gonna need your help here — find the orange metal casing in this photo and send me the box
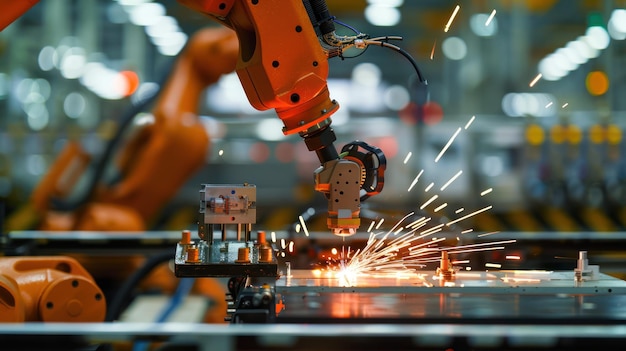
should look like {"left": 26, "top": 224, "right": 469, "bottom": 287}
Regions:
{"left": 0, "top": 256, "right": 106, "bottom": 322}
{"left": 179, "top": 0, "right": 339, "bottom": 135}
{"left": 0, "top": 0, "right": 39, "bottom": 31}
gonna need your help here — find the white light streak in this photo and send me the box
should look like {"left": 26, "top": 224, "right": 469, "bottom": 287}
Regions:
{"left": 506, "top": 255, "right": 521, "bottom": 260}
{"left": 288, "top": 241, "right": 295, "bottom": 253}
{"left": 445, "top": 5, "right": 460, "bottom": 33}
{"left": 407, "top": 169, "right": 424, "bottom": 192}
{"left": 430, "top": 40, "right": 436, "bottom": 60}
{"left": 375, "top": 218, "right": 385, "bottom": 230}
{"left": 461, "top": 229, "right": 473, "bottom": 234}
{"left": 367, "top": 220, "right": 376, "bottom": 233}
{"left": 280, "top": 238, "right": 287, "bottom": 250}
{"left": 440, "top": 170, "right": 463, "bottom": 191}
{"left": 424, "top": 182, "right": 434, "bottom": 192}
{"left": 420, "top": 195, "right": 439, "bottom": 210}
{"left": 485, "top": 263, "right": 502, "bottom": 269}
{"left": 477, "top": 231, "right": 500, "bottom": 237}
{"left": 480, "top": 188, "right": 493, "bottom": 196}
{"left": 446, "top": 205, "right": 493, "bottom": 226}
{"left": 529, "top": 73, "right": 542, "bottom": 87}
{"left": 403, "top": 152, "right": 412, "bottom": 164}
{"left": 455, "top": 208, "right": 464, "bottom": 214}
{"left": 452, "top": 260, "right": 470, "bottom": 264}
{"left": 485, "top": 9, "right": 496, "bottom": 26}
{"left": 562, "top": 103, "right": 569, "bottom": 108}
{"left": 464, "top": 115, "right": 475, "bottom": 130}
{"left": 545, "top": 101, "right": 553, "bottom": 108}
{"left": 271, "top": 231, "right": 277, "bottom": 243}
{"left": 434, "top": 203, "right": 448, "bottom": 212}
{"left": 298, "top": 215, "right": 310, "bottom": 236}
{"left": 435, "top": 127, "right": 461, "bottom": 162}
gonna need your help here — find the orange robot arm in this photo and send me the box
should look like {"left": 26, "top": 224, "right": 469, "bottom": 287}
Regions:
{"left": 0, "top": 0, "right": 39, "bottom": 31}
{"left": 179, "top": 0, "right": 388, "bottom": 235}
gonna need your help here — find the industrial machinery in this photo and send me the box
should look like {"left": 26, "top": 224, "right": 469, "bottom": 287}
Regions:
{"left": 0, "top": 256, "right": 106, "bottom": 323}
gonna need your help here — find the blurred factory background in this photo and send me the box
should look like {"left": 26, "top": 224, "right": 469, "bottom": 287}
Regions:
{"left": 1, "top": 0, "right": 625, "bottom": 239}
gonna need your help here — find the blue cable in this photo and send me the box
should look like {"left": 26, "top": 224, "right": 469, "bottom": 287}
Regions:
{"left": 133, "top": 278, "right": 196, "bottom": 351}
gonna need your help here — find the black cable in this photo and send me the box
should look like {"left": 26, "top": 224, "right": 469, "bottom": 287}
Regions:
{"left": 105, "top": 249, "right": 175, "bottom": 322}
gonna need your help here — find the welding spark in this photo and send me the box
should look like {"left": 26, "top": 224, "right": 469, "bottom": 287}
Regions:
{"left": 446, "top": 205, "right": 493, "bottom": 226}
{"left": 485, "top": 263, "right": 502, "bottom": 268}
{"left": 480, "top": 188, "right": 493, "bottom": 196}
{"left": 529, "top": 73, "right": 542, "bottom": 87}
{"left": 424, "top": 182, "right": 434, "bottom": 192}
{"left": 444, "top": 5, "right": 460, "bottom": 32}
{"left": 434, "top": 203, "right": 448, "bottom": 212}
{"left": 461, "top": 229, "right": 473, "bottom": 234}
{"left": 485, "top": 9, "right": 496, "bottom": 26}
{"left": 452, "top": 260, "right": 470, "bottom": 264}
{"left": 545, "top": 101, "right": 553, "bottom": 108}
{"left": 430, "top": 40, "right": 436, "bottom": 60}
{"left": 506, "top": 255, "right": 521, "bottom": 260}
{"left": 367, "top": 220, "right": 376, "bottom": 233}
{"left": 562, "top": 103, "right": 569, "bottom": 108}
{"left": 455, "top": 207, "right": 464, "bottom": 214}
{"left": 407, "top": 169, "right": 424, "bottom": 192}
{"left": 435, "top": 127, "right": 461, "bottom": 162}
{"left": 271, "top": 231, "right": 277, "bottom": 243}
{"left": 218, "top": 149, "right": 224, "bottom": 156}
{"left": 288, "top": 241, "right": 295, "bottom": 253}
{"left": 440, "top": 170, "right": 463, "bottom": 191}
{"left": 280, "top": 238, "right": 286, "bottom": 250}
{"left": 477, "top": 231, "right": 500, "bottom": 237}
{"left": 464, "top": 115, "right": 475, "bottom": 130}
{"left": 375, "top": 218, "right": 385, "bottom": 230}
{"left": 298, "top": 215, "right": 310, "bottom": 236}
{"left": 331, "top": 248, "right": 338, "bottom": 255}
{"left": 420, "top": 195, "right": 439, "bottom": 210}
{"left": 403, "top": 152, "right": 412, "bottom": 164}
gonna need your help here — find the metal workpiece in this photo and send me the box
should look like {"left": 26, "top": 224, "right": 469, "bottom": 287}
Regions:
{"left": 175, "top": 184, "right": 278, "bottom": 279}
{"left": 575, "top": 250, "right": 599, "bottom": 282}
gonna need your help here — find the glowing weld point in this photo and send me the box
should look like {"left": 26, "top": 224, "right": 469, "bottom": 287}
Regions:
{"left": 408, "top": 169, "right": 424, "bottom": 192}
{"left": 562, "top": 103, "right": 569, "bottom": 108}
{"left": 485, "top": 9, "right": 496, "bottom": 26}
{"left": 485, "top": 263, "right": 501, "bottom": 268}
{"left": 425, "top": 182, "right": 434, "bottom": 192}
{"left": 331, "top": 248, "right": 338, "bottom": 255}
{"left": 445, "top": 5, "right": 460, "bottom": 32}
{"left": 375, "top": 218, "right": 385, "bottom": 230}
{"left": 455, "top": 208, "right": 464, "bottom": 214}
{"left": 367, "top": 220, "right": 376, "bottom": 233}
{"left": 545, "top": 101, "right": 553, "bottom": 108}
{"left": 461, "top": 229, "right": 473, "bottom": 234}
{"left": 480, "top": 188, "right": 493, "bottom": 196}
{"left": 403, "top": 152, "right": 412, "bottom": 164}
{"left": 441, "top": 170, "right": 463, "bottom": 191}
{"left": 435, "top": 127, "right": 461, "bottom": 163}
{"left": 271, "top": 231, "right": 276, "bottom": 243}
{"left": 298, "top": 215, "right": 310, "bottom": 236}
{"left": 434, "top": 203, "right": 448, "bottom": 212}
{"left": 506, "top": 255, "right": 521, "bottom": 260}
{"left": 430, "top": 40, "right": 436, "bottom": 60}
{"left": 420, "top": 195, "right": 439, "bottom": 210}
{"left": 218, "top": 149, "right": 224, "bottom": 156}
{"left": 464, "top": 115, "right": 475, "bottom": 130}
{"left": 529, "top": 73, "right": 542, "bottom": 87}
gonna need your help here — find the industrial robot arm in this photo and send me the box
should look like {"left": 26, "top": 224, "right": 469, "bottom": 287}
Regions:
{"left": 178, "top": 0, "right": 392, "bottom": 236}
